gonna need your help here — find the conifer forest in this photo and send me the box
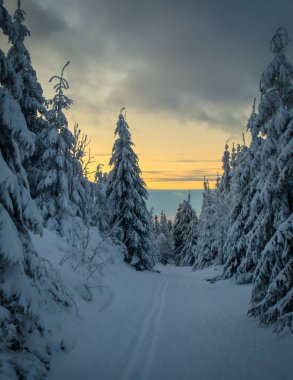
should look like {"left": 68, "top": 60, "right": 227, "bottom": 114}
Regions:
{"left": 0, "top": 1, "right": 292, "bottom": 379}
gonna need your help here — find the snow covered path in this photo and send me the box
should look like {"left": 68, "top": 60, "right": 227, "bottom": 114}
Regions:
{"left": 48, "top": 265, "right": 293, "bottom": 380}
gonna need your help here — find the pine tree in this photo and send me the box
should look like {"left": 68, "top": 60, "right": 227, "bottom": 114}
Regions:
{"left": 236, "top": 28, "right": 293, "bottom": 284}
{"left": 69, "top": 123, "right": 93, "bottom": 225}
{"left": 0, "top": 1, "right": 23, "bottom": 101}
{"left": 0, "top": 4, "right": 72, "bottom": 376}
{"left": 193, "top": 178, "right": 219, "bottom": 269}
{"left": 219, "top": 141, "right": 231, "bottom": 194}
{"left": 107, "top": 109, "right": 154, "bottom": 270}
{"left": 156, "top": 210, "right": 173, "bottom": 264}
{"left": 8, "top": 0, "right": 47, "bottom": 134}
{"left": 92, "top": 164, "right": 109, "bottom": 232}
{"left": 6, "top": 1, "right": 49, "bottom": 199}
{"left": 179, "top": 211, "right": 198, "bottom": 266}
{"left": 35, "top": 62, "right": 75, "bottom": 235}
{"left": 0, "top": 87, "right": 71, "bottom": 380}
{"left": 154, "top": 214, "right": 160, "bottom": 237}
{"left": 173, "top": 193, "right": 195, "bottom": 265}
{"left": 222, "top": 117, "right": 255, "bottom": 279}
{"left": 247, "top": 28, "right": 293, "bottom": 332}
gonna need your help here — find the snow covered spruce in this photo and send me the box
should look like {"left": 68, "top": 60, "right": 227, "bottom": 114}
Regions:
{"left": 0, "top": 2, "right": 136, "bottom": 378}
{"left": 193, "top": 28, "right": 293, "bottom": 334}
{"left": 106, "top": 109, "right": 155, "bottom": 271}
{"left": 0, "top": 4, "right": 74, "bottom": 379}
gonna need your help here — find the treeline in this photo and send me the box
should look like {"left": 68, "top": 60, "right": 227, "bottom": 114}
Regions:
{"left": 152, "top": 196, "right": 199, "bottom": 266}
{"left": 175, "top": 28, "right": 292, "bottom": 334}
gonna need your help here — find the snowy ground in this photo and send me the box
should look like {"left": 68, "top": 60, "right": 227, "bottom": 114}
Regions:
{"left": 35, "top": 231, "right": 293, "bottom": 380}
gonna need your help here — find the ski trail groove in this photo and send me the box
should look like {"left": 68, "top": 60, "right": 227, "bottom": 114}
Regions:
{"left": 140, "top": 273, "right": 170, "bottom": 380}
{"left": 121, "top": 273, "right": 170, "bottom": 380}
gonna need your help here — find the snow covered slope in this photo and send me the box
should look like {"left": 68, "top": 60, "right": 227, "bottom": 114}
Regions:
{"left": 32, "top": 231, "right": 293, "bottom": 380}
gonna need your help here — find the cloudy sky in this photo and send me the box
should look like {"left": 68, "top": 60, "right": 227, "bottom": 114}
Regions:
{"left": 4, "top": 0, "right": 293, "bottom": 188}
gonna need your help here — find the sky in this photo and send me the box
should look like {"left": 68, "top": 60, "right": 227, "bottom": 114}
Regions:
{"left": 3, "top": 0, "right": 293, "bottom": 189}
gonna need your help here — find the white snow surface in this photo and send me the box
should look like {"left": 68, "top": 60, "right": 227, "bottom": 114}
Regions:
{"left": 33, "top": 230, "right": 293, "bottom": 380}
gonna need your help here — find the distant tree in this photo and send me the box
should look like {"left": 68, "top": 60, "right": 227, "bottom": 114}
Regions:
{"left": 154, "top": 214, "right": 160, "bottom": 237}
{"left": 167, "top": 219, "right": 173, "bottom": 234}
{"left": 179, "top": 211, "right": 198, "bottom": 266}
{"left": 219, "top": 141, "right": 231, "bottom": 194}
{"left": 173, "top": 193, "right": 195, "bottom": 265}
{"left": 107, "top": 109, "right": 154, "bottom": 270}
{"left": 193, "top": 178, "right": 218, "bottom": 269}
{"left": 156, "top": 210, "right": 173, "bottom": 264}
{"left": 92, "top": 163, "right": 109, "bottom": 232}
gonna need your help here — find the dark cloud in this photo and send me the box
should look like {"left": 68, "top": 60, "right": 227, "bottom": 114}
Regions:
{"left": 4, "top": 0, "right": 293, "bottom": 131}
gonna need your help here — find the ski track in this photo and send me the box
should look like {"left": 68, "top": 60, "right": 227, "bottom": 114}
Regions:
{"left": 122, "top": 273, "right": 170, "bottom": 380}
{"left": 49, "top": 265, "right": 293, "bottom": 380}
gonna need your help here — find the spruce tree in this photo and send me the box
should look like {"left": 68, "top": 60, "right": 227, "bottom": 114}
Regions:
{"left": 6, "top": 1, "right": 49, "bottom": 199}
{"left": 35, "top": 62, "right": 75, "bottom": 235}
{"left": 173, "top": 193, "right": 195, "bottom": 265}
{"left": 0, "top": 84, "right": 70, "bottom": 380}
{"left": 222, "top": 123, "right": 254, "bottom": 279}
{"left": 0, "top": 4, "right": 72, "bottom": 376}
{"left": 7, "top": 0, "right": 47, "bottom": 134}
{"left": 92, "top": 164, "right": 109, "bottom": 232}
{"left": 247, "top": 28, "right": 293, "bottom": 332}
{"left": 193, "top": 178, "right": 218, "bottom": 269}
{"left": 154, "top": 214, "right": 160, "bottom": 237}
{"left": 107, "top": 109, "right": 154, "bottom": 270}
{"left": 156, "top": 210, "right": 173, "bottom": 264}
{"left": 179, "top": 211, "right": 198, "bottom": 266}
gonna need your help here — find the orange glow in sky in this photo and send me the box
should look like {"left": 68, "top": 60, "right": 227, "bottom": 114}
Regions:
{"left": 67, "top": 111, "right": 245, "bottom": 190}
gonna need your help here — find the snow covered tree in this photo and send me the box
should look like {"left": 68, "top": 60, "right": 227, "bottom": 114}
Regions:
{"left": 160, "top": 210, "right": 169, "bottom": 236}
{"left": 0, "top": 85, "right": 71, "bottom": 378}
{"left": 7, "top": 0, "right": 47, "bottom": 134}
{"left": 34, "top": 62, "right": 75, "bottom": 235}
{"left": 173, "top": 193, "right": 196, "bottom": 265}
{"left": 179, "top": 211, "right": 198, "bottom": 266}
{"left": 154, "top": 214, "right": 160, "bottom": 237}
{"left": 156, "top": 211, "right": 173, "bottom": 264}
{"left": 193, "top": 178, "right": 219, "bottom": 269}
{"left": 68, "top": 122, "right": 93, "bottom": 225}
{"left": 167, "top": 219, "right": 173, "bottom": 234}
{"left": 106, "top": 109, "right": 154, "bottom": 270}
{"left": 231, "top": 142, "right": 237, "bottom": 170}
{"left": 219, "top": 141, "right": 231, "bottom": 194}
{"left": 0, "top": 5, "right": 73, "bottom": 376}
{"left": 91, "top": 164, "right": 109, "bottom": 232}
{"left": 235, "top": 28, "right": 293, "bottom": 284}
{"left": 6, "top": 1, "right": 49, "bottom": 199}
{"left": 246, "top": 28, "right": 293, "bottom": 331}
{"left": 221, "top": 111, "right": 256, "bottom": 278}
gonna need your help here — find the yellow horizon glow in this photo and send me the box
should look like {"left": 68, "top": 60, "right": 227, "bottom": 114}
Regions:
{"left": 67, "top": 112, "right": 239, "bottom": 190}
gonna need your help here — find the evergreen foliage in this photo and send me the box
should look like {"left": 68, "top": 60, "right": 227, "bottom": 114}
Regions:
{"left": 107, "top": 110, "right": 154, "bottom": 270}
{"left": 193, "top": 178, "right": 218, "bottom": 269}
{"left": 173, "top": 193, "right": 197, "bottom": 265}
{"left": 156, "top": 211, "right": 174, "bottom": 264}
{"left": 194, "top": 28, "right": 293, "bottom": 333}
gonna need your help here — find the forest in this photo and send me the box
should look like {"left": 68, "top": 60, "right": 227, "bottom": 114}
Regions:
{"left": 0, "top": 1, "right": 292, "bottom": 379}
